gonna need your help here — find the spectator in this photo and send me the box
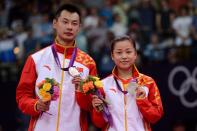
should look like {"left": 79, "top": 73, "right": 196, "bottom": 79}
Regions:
{"left": 0, "top": 1, "right": 8, "bottom": 27}
{"left": 143, "top": 33, "right": 165, "bottom": 64}
{"left": 83, "top": 7, "right": 99, "bottom": 30}
{"left": 97, "top": 31, "right": 115, "bottom": 78}
{"left": 0, "top": 28, "right": 16, "bottom": 63}
{"left": 138, "top": 0, "right": 156, "bottom": 45}
{"left": 172, "top": 6, "right": 192, "bottom": 47}
{"left": 27, "top": 4, "right": 43, "bottom": 39}
{"left": 14, "top": 21, "right": 28, "bottom": 65}
{"left": 39, "top": 12, "right": 54, "bottom": 48}
{"left": 99, "top": 0, "right": 114, "bottom": 27}
{"left": 113, "top": 0, "right": 131, "bottom": 26}
{"left": 110, "top": 13, "right": 127, "bottom": 37}
{"left": 23, "top": 27, "right": 39, "bottom": 63}
{"left": 85, "top": 16, "right": 108, "bottom": 63}
{"left": 168, "top": 0, "right": 189, "bottom": 14}
{"left": 156, "top": 0, "right": 175, "bottom": 39}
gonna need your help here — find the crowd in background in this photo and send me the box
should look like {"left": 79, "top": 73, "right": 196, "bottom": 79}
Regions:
{"left": 0, "top": 0, "right": 197, "bottom": 130}
{"left": 1, "top": 0, "right": 197, "bottom": 81}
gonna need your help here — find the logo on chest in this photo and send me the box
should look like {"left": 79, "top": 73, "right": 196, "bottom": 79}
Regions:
{"left": 109, "top": 88, "right": 117, "bottom": 93}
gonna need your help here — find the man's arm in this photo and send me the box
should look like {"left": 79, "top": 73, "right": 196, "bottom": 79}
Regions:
{"left": 16, "top": 56, "right": 40, "bottom": 116}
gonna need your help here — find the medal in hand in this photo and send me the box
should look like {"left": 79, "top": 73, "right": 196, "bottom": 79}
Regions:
{"left": 127, "top": 81, "right": 138, "bottom": 95}
{"left": 68, "top": 67, "right": 80, "bottom": 77}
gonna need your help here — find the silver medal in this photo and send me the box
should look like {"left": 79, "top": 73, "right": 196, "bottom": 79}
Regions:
{"left": 127, "top": 81, "right": 138, "bottom": 95}
{"left": 68, "top": 67, "right": 80, "bottom": 77}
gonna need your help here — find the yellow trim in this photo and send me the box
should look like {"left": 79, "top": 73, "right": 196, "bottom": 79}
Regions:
{"left": 144, "top": 121, "right": 148, "bottom": 131}
{"left": 55, "top": 39, "right": 76, "bottom": 48}
{"left": 34, "top": 100, "right": 39, "bottom": 112}
{"left": 56, "top": 51, "right": 66, "bottom": 131}
{"left": 32, "top": 119, "right": 38, "bottom": 131}
{"left": 133, "top": 64, "right": 140, "bottom": 75}
{"left": 136, "top": 97, "right": 146, "bottom": 100}
{"left": 105, "top": 123, "right": 110, "bottom": 131}
{"left": 154, "top": 84, "right": 160, "bottom": 110}
{"left": 75, "top": 89, "right": 81, "bottom": 92}
{"left": 112, "top": 65, "right": 116, "bottom": 74}
{"left": 123, "top": 84, "right": 127, "bottom": 131}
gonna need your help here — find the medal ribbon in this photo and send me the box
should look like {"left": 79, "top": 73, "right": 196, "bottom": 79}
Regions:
{"left": 51, "top": 42, "right": 77, "bottom": 71}
{"left": 113, "top": 76, "right": 137, "bottom": 95}
{"left": 93, "top": 91, "right": 113, "bottom": 126}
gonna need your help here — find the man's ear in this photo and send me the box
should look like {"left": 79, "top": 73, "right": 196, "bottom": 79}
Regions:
{"left": 111, "top": 52, "right": 114, "bottom": 61}
{"left": 53, "top": 19, "right": 57, "bottom": 29}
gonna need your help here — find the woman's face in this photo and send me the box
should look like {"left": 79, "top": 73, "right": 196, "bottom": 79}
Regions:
{"left": 111, "top": 40, "right": 137, "bottom": 71}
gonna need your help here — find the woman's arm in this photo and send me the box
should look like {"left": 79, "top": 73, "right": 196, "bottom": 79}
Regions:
{"left": 136, "top": 79, "right": 164, "bottom": 124}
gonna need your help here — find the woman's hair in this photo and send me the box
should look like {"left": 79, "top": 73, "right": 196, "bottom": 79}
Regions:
{"left": 110, "top": 35, "right": 136, "bottom": 53}
{"left": 55, "top": 4, "right": 81, "bottom": 22}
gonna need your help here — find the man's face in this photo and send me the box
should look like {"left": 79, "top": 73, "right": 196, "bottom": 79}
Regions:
{"left": 53, "top": 10, "right": 80, "bottom": 44}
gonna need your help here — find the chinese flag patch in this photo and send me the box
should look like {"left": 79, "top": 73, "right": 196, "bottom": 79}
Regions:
{"left": 77, "top": 67, "right": 83, "bottom": 72}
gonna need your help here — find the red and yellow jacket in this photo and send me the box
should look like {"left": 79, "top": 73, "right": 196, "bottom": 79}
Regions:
{"left": 16, "top": 40, "right": 97, "bottom": 131}
{"left": 91, "top": 66, "right": 163, "bottom": 131}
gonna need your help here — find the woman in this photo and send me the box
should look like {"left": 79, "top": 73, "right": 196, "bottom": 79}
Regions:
{"left": 91, "top": 35, "right": 163, "bottom": 131}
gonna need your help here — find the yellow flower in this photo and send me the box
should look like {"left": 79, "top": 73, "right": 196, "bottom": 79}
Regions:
{"left": 42, "top": 92, "right": 51, "bottom": 101}
{"left": 39, "top": 89, "right": 46, "bottom": 97}
{"left": 43, "top": 83, "right": 52, "bottom": 91}
{"left": 94, "top": 81, "right": 103, "bottom": 88}
{"left": 92, "top": 76, "right": 100, "bottom": 81}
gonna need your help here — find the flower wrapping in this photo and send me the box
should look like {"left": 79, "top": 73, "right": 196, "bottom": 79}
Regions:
{"left": 36, "top": 78, "right": 60, "bottom": 102}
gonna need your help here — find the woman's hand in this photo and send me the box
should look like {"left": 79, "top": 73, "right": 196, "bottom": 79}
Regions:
{"left": 136, "top": 86, "right": 146, "bottom": 98}
{"left": 92, "top": 95, "right": 103, "bottom": 108}
{"left": 36, "top": 99, "right": 50, "bottom": 112}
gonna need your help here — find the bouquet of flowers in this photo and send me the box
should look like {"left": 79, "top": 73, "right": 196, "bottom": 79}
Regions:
{"left": 36, "top": 78, "right": 60, "bottom": 102}
{"left": 80, "top": 76, "right": 109, "bottom": 111}
{"left": 80, "top": 76, "right": 113, "bottom": 125}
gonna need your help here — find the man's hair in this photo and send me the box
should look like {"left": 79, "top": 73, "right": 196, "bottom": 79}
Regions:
{"left": 55, "top": 3, "right": 81, "bottom": 22}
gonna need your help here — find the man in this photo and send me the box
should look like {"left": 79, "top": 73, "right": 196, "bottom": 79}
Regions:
{"left": 16, "top": 4, "right": 97, "bottom": 131}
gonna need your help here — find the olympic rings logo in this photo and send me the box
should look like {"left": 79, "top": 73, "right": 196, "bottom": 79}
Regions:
{"left": 168, "top": 66, "right": 197, "bottom": 108}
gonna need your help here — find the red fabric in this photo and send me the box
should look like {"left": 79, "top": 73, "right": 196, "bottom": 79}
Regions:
{"left": 80, "top": 109, "right": 88, "bottom": 131}
{"left": 168, "top": 0, "right": 189, "bottom": 12}
{"left": 136, "top": 80, "right": 164, "bottom": 124}
{"left": 75, "top": 91, "right": 93, "bottom": 111}
{"left": 91, "top": 108, "right": 107, "bottom": 128}
{"left": 16, "top": 56, "right": 40, "bottom": 131}
{"left": 16, "top": 56, "right": 39, "bottom": 116}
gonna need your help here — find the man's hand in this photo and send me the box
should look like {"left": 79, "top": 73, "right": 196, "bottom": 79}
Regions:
{"left": 72, "top": 75, "right": 82, "bottom": 89}
{"left": 36, "top": 99, "right": 50, "bottom": 112}
{"left": 92, "top": 95, "right": 103, "bottom": 108}
{"left": 136, "top": 86, "right": 146, "bottom": 98}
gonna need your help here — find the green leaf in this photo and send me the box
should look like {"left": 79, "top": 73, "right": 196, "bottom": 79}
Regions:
{"left": 97, "top": 105, "right": 103, "bottom": 111}
{"left": 45, "top": 78, "right": 52, "bottom": 83}
{"left": 101, "top": 97, "right": 110, "bottom": 105}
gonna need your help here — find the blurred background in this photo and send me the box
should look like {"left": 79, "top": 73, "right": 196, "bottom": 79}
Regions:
{"left": 0, "top": 0, "right": 197, "bottom": 131}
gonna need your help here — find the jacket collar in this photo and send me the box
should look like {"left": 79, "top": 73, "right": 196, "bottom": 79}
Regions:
{"left": 54, "top": 39, "right": 76, "bottom": 55}
{"left": 112, "top": 65, "right": 140, "bottom": 84}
